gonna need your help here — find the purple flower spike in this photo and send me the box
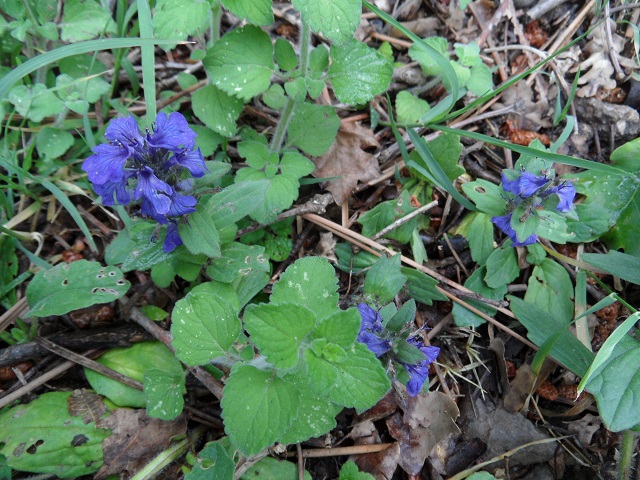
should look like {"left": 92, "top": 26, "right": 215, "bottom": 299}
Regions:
{"left": 359, "top": 331, "right": 392, "bottom": 357}
{"left": 514, "top": 172, "right": 550, "bottom": 197}
{"left": 82, "top": 143, "right": 130, "bottom": 185}
{"left": 357, "top": 303, "right": 391, "bottom": 357}
{"left": 403, "top": 337, "right": 440, "bottom": 397}
{"left": 357, "top": 303, "right": 383, "bottom": 332}
{"left": 491, "top": 213, "right": 538, "bottom": 247}
{"left": 543, "top": 182, "right": 576, "bottom": 212}
{"left": 168, "top": 147, "right": 207, "bottom": 177}
{"left": 163, "top": 222, "right": 183, "bottom": 253}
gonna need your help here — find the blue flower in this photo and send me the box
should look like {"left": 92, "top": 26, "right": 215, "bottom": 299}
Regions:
{"left": 491, "top": 213, "right": 538, "bottom": 247}
{"left": 82, "top": 112, "right": 207, "bottom": 252}
{"left": 403, "top": 336, "right": 439, "bottom": 396}
{"left": 357, "top": 304, "right": 391, "bottom": 357}
{"left": 541, "top": 181, "right": 576, "bottom": 212}
{"left": 503, "top": 171, "right": 550, "bottom": 198}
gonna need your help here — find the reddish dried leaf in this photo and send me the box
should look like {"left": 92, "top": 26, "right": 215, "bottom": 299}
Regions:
{"left": 524, "top": 20, "right": 549, "bottom": 48}
{"left": 596, "top": 87, "right": 626, "bottom": 103}
{"left": 312, "top": 122, "right": 381, "bottom": 205}
{"left": 0, "top": 361, "right": 32, "bottom": 382}
{"left": 536, "top": 380, "right": 559, "bottom": 401}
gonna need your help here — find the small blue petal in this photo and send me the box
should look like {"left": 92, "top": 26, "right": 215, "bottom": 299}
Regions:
{"left": 163, "top": 222, "right": 183, "bottom": 253}
{"left": 491, "top": 213, "right": 537, "bottom": 247}
{"left": 516, "top": 172, "right": 549, "bottom": 197}
{"left": 167, "top": 193, "right": 197, "bottom": 217}
{"left": 104, "top": 116, "right": 144, "bottom": 147}
{"left": 501, "top": 172, "right": 519, "bottom": 195}
{"left": 93, "top": 178, "right": 131, "bottom": 206}
{"left": 405, "top": 363, "right": 430, "bottom": 397}
{"left": 135, "top": 167, "right": 173, "bottom": 215}
{"left": 545, "top": 182, "right": 576, "bottom": 212}
{"left": 140, "top": 197, "right": 169, "bottom": 223}
{"left": 148, "top": 112, "right": 197, "bottom": 150}
{"left": 358, "top": 331, "right": 392, "bottom": 357}
{"left": 357, "top": 303, "right": 383, "bottom": 332}
{"left": 169, "top": 148, "right": 207, "bottom": 177}
{"left": 82, "top": 143, "right": 129, "bottom": 185}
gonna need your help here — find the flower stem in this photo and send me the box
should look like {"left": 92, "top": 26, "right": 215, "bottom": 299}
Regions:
{"left": 618, "top": 429, "right": 637, "bottom": 480}
{"left": 269, "top": 96, "right": 296, "bottom": 154}
{"left": 299, "top": 20, "right": 312, "bottom": 78}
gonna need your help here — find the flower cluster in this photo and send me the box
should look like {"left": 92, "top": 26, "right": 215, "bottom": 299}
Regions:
{"left": 357, "top": 303, "right": 440, "bottom": 397}
{"left": 82, "top": 112, "right": 206, "bottom": 252}
{"left": 491, "top": 169, "right": 576, "bottom": 247}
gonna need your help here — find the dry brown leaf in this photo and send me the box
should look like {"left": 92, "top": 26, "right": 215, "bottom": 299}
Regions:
{"left": 95, "top": 409, "right": 187, "bottom": 479}
{"left": 68, "top": 390, "right": 108, "bottom": 425}
{"left": 353, "top": 442, "right": 400, "bottom": 480}
{"left": 312, "top": 122, "right": 381, "bottom": 205}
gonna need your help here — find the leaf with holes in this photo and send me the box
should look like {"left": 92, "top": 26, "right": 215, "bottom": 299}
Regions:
{"left": 26, "top": 260, "right": 130, "bottom": 317}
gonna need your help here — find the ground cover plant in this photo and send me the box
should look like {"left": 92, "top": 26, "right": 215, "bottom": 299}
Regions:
{"left": 1, "top": 0, "right": 640, "bottom": 478}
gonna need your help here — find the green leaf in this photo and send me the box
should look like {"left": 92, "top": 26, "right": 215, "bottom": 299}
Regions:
{"left": 466, "top": 63, "right": 493, "bottom": 96}
{"left": 187, "top": 440, "right": 235, "bottom": 480}
{"left": 509, "top": 296, "right": 594, "bottom": 377}
{"left": 153, "top": 0, "right": 210, "bottom": 48}
{"left": 583, "top": 332, "right": 640, "bottom": 431}
{"left": 204, "top": 25, "right": 275, "bottom": 101}
{"left": 309, "top": 44, "right": 330, "bottom": 74}
{"left": 280, "top": 150, "right": 315, "bottom": 178}
{"left": 402, "top": 268, "right": 447, "bottom": 305}
{"left": 85, "top": 341, "right": 182, "bottom": 408}
{"left": 8, "top": 84, "right": 64, "bottom": 122}
{"left": 221, "top": 365, "right": 300, "bottom": 455}
{"left": 610, "top": 137, "right": 640, "bottom": 172}
{"left": 235, "top": 170, "right": 300, "bottom": 223}
{"left": 461, "top": 179, "right": 506, "bottom": 217}
{"left": 452, "top": 266, "right": 505, "bottom": 327}
{"left": 454, "top": 42, "right": 481, "bottom": 67}
{"left": 60, "top": 0, "right": 117, "bottom": 41}
{"left": 0, "top": 391, "right": 109, "bottom": 478}
{"left": 120, "top": 223, "right": 175, "bottom": 272}
{"left": 192, "top": 84, "right": 243, "bottom": 137}
{"left": 358, "top": 190, "right": 417, "bottom": 243}
{"left": 417, "top": 132, "right": 464, "bottom": 181}
{"left": 603, "top": 194, "right": 640, "bottom": 258}
{"left": 339, "top": 460, "right": 376, "bottom": 480}
{"left": 395, "top": 90, "right": 430, "bottom": 124}
{"left": 536, "top": 210, "right": 575, "bottom": 244}
{"left": 205, "top": 180, "right": 268, "bottom": 227}
{"left": 178, "top": 201, "right": 221, "bottom": 258}
{"left": 26, "top": 260, "right": 130, "bottom": 317}
{"left": 171, "top": 283, "right": 241, "bottom": 365}
{"left": 271, "top": 256, "right": 340, "bottom": 320}
{"left": 144, "top": 368, "right": 185, "bottom": 420}
{"left": 325, "top": 342, "right": 391, "bottom": 409}
{"left": 275, "top": 38, "right": 298, "bottom": 71}
{"left": 328, "top": 40, "right": 393, "bottom": 104}
{"left": 207, "top": 242, "right": 269, "bottom": 283}
{"left": 408, "top": 36, "right": 449, "bottom": 76}
{"left": 484, "top": 242, "right": 519, "bottom": 288}
{"left": 581, "top": 250, "right": 640, "bottom": 285}
{"left": 221, "top": 0, "right": 274, "bottom": 25}
{"left": 241, "top": 456, "right": 311, "bottom": 480}
{"left": 314, "top": 308, "right": 361, "bottom": 347}
{"left": 463, "top": 213, "right": 494, "bottom": 265}
{"left": 292, "top": 0, "right": 362, "bottom": 46}
{"left": 385, "top": 299, "right": 416, "bottom": 332}
{"left": 364, "top": 254, "right": 407, "bottom": 303}
{"left": 244, "top": 303, "right": 316, "bottom": 369}
{"left": 286, "top": 102, "right": 340, "bottom": 156}
{"left": 524, "top": 259, "right": 574, "bottom": 321}
{"left": 263, "top": 84, "right": 287, "bottom": 110}
{"left": 35, "top": 127, "right": 74, "bottom": 160}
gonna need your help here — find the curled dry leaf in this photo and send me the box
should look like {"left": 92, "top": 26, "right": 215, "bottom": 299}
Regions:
{"left": 312, "top": 122, "right": 381, "bottom": 205}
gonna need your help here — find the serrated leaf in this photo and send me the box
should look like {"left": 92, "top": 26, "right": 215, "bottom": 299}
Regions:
{"left": 461, "top": 179, "right": 507, "bottom": 217}
{"left": 292, "top": 0, "right": 361, "bottom": 46}
{"left": 60, "top": 0, "right": 117, "bottom": 41}
{"left": 328, "top": 40, "right": 392, "bottom": 104}
{"left": 524, "top": 259, "right": 573, "bottom": 321}
{"left": 364, "top": 254, "right": 407, "bottom": 303}
{"left": 192, "top": 84, "right": 243, "bottom": 137}
{"left": 153, "top": 0, "right": 210, "bottom": 48}
{"left": 208, "top": 179, "right": 270, "bottom": 225}
{"left": 244, "top": 303, "right": 316, "bottom": 369}
{"left": 207, "top": 243, "right": 269, "bottom": 283}
{"left": 263, "top": 84, "right": 287, "bottom": 110}
{"left": 120, "top": 224, "right": 176, "bottom": 272}
{"left": 395, "top": 91, "right": 430, "bottom": 124}
{"left": 144, "top": 368, "right": 185, "bottom": 420}
{"left": 326, "top": 342, "right": 391, "bottom": 409}
{"left": 484, "top": 242, "right": 519, "bottom": 288}
{"left": 286, "top": 102, "right": 340, "bottom": 156}
{"left": 36, "top": 127, "right": 74, "bottom": 160}
{"left": 26, "top": 260, "right": 130, "bottom": 317}
{"left": 187, "top": 441, "right": 235, "bottom": 480}
{"left": 280, "top": 150, "right": 315, "bottom": 178}
{"left": 8, "top": 84, "right": 64, "bottom": 122}
{"left": 314, "top": 308, "right": 361, "bottom": 347}
{"left": 221, "top": 0, "right": 274, "bottom": 25}
{"left": 271, "top": 256, "right": 340, "bottom": 320}
{"left": 358, "top": 190, "right": 417, "bottom": 243}
{"left": 241, "top": 456, "right": 312, "bottom": 480}
{"left": 304, "top": 348, "right": 339, "bottom": 392}
{"left": 171, "top": 284, "right": 241, "bottom": 365}
{"left": 0, "top": 392, "right": 109, "bottom": 478}
{"left": 454, "top": 42, "right": 481, "bottom": 67}
{"left": 235, "top": 170, "right": 300, "bottom": 223}
{"left": 178, "top": 201, "right": 221, "bottom": 258}
{"left": 204, "top": 25, "right": 275, "bottom": 101}
{"left": 221, "top": 365, "right": 300, "bottom": 455}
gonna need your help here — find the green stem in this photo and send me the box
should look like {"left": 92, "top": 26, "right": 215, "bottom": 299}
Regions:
{"left": 618, "top": 429, "right": 636, "bottom": 480}
{"left": 210, "top": 2, "right": 223, "bottom": 47}
{"left": 298, "top": 20, "right": 312, "bottom": 77}
{"left": 130, "top": 437, "right": 189, "bottom": 480}
{"left": 269, "top": 97, "right": 296, "bottom": 154}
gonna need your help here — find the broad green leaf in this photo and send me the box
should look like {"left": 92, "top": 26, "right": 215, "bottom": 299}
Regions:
{"left": 408, "top": 36, "right": 449, "bottom": 76}
{"left": 244, "top": 303, "right": 316, "bottom": 369}
{"left": 385, "top": 299, "right": 416, "bottom": 332}
{"left": 179, "top": 200, "right": 221, "bottom": 258}
{"left": 536, "top": 210, "right": 575, "bottom": 244}
{"left": 8, "top": 84, "right": 64, "bottom": 122}
{"left": 187, "top": 440, "right": 235, "bottom": 480}
{"left": 461, "top": 179, "right": 506, "bottom": 217}
{"left": 221, "top": 365, "right": 300, "bottom": 455}
{"left": 325, "top": 342, "right": 391, "bottom": 409}
{"left": 462, "top": 212, "right": 493, "bottom": 265}
{"left": 402, "top": 268, "right": 447, "bottom": 305}
{"left": 339, "top": 460, "right": 376, "bottom": 480}
{"left": 0, "top": 391, "right": 109, "bottom": 478}
{"left": 292, "top": 0, "right": 361, "bottom": 46}
{"left": 221, "top": 0, "right": 274, "bottom": 25}
{"left": 204, "top": 25, "right": 275, "bottom": 101}
{"left": 509, "top": 296, "right": 594, "bottom": 377}
{"left": 192, "top": 84, "right": 243, "bottom": 137}
{"left": 241, "top": 456, "right": 311, "bottom": 480}
{"left": 466, "top": 63, "right": 493, "bottom": 96}
{"left": 280, "top": 150, "right": 315, "bottom": 178}
{"left": 207, "top": 243, "right": 269, "bottom": 283}
{"left": 153, "top": 0, "right": 210, "bottom": 48}
{"left": 454, "top": 42, "right": 481, "bottom": 67}
{"left": 524, "top": 259, "right": 573, "bottom": 321}
{"left": 581, "top": 250, "right": 640, "bottom": 284}
{"left": 275, "top": 38, "right": 298, "bottom": 71}
{"left": 171, "top": 284, "right": 241, "bottom": 365}
{"left": 309, "top": 44, "right": 330, "bottom": 74}
{"left": 610, "top": 136, "right": 640, "bottom": 172}
{"left": 35, "top": 127, "right": 74, "bottom": 160}
{"left": 60, "top": 0, "right": 117, "bottom": 41}
{"left": 120, "top": 223, "right": 175, "bottom": 272}
{"left": 364, "top": 254, "right": 407, "bottom": 303}
{"left": 314, "top": 308, "right": 361, "bottom": 347}
{"left": 55, "top": 74, "right": 109, "bottom": 114}
{"left": 85, "top": 341, "right": 182, "bottom": 408}
{"left": 304, "top": 348, "right": 339, "bottom": 393}
{"left": 26, "top": 260, "right": 130, "bottom": 317}
{"left": 237, "top": 130, "right": 270, "bottom": 169}
{"left": 271, "top": 256, "right": 340, "bottom": 320}
{"left": 263, "top": 84, "right": 287, "bottom": 110}
{"left": 395, "top": 90, "right": 430, "bottom": 124}
{"left": 603, "top": 194, "right": 640, "bottom": 258}
{"left": 328, "top": 40, "right": 393, "bottom": 104}
{"left": 510, "top": 205, "right": 539, "bottom": 243}
{"left": 286, "top": 102, "right": 340, "bottom": 156}
{"left": 452, "top": 266, "right": 505, "bottom": 327}
{"left": 484, "top": 242, "right": 519, "bottom": 288}
{"left": 358, "top": 190, "right": 417, "bottom": 243}
{"left": 208, "top": 179, "right": 270, "bottom": 225}
{"left": 235, "top": 170, "right": 300, "bottom": 223}
{"left": 416, "top": 133, "right": 464, "bottom": 181}
{"left": 144, "top": 368, "right": 186, "bottom": 420}
{"left": 583, "top": 334, "right": 640, "bottom": 431}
